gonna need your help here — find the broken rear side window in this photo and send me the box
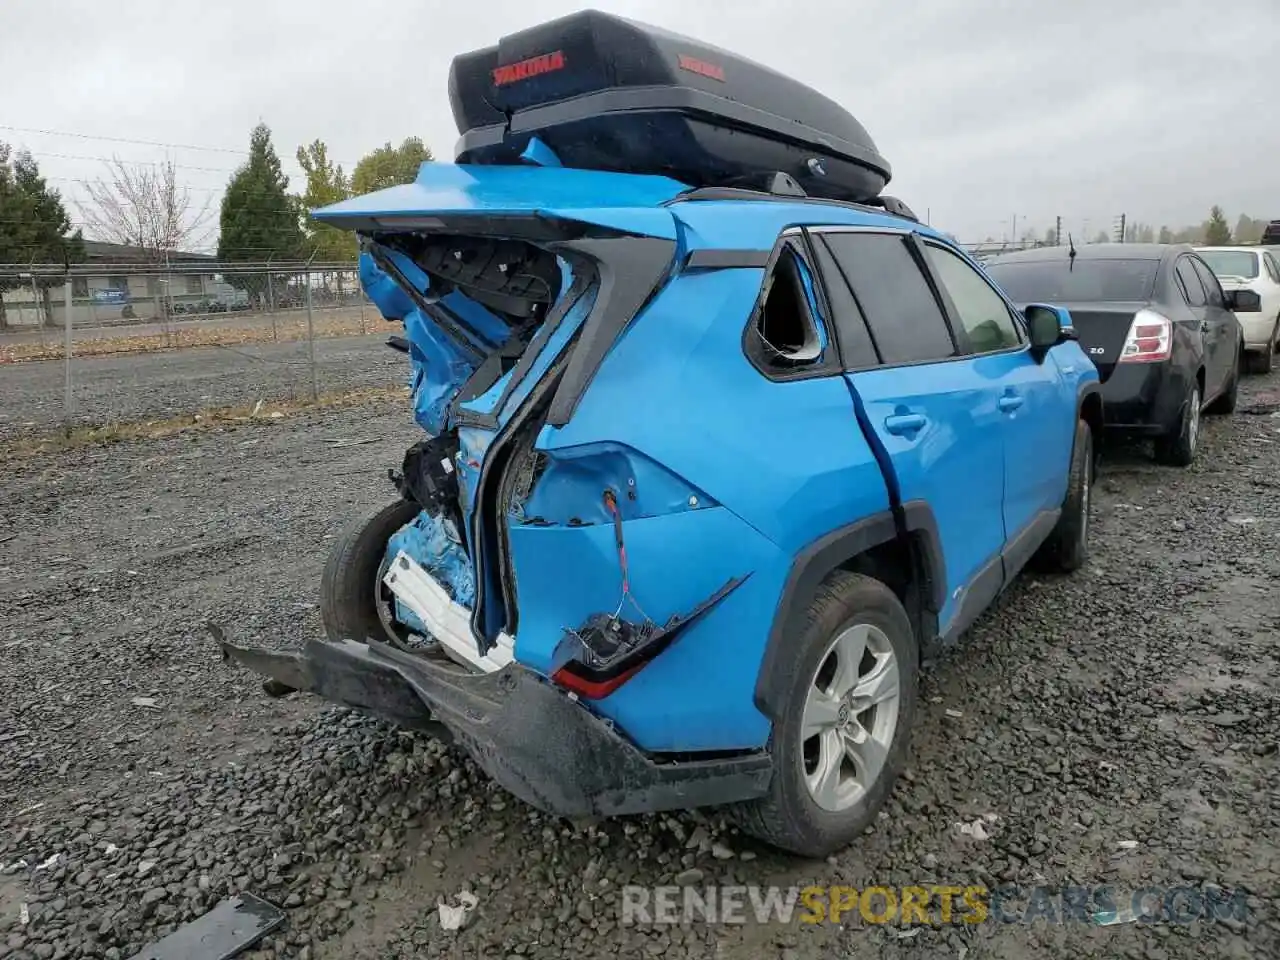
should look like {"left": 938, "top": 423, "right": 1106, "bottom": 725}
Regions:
{"left": 749, "top": 243, "right": 828, "bottom": 372}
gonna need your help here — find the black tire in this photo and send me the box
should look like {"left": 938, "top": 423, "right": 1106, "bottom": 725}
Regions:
{"left": 1153, "top": 381, "right": 1200, "bottom": 467}
{"left": 1034, "top": 419, "right": 1092, "bottom": 573}
{"left": 1257, "top": 323, "right": 1276, "bottom": 374}
{"left": 730, "top": 571, "right": 918, "bottom": 858}
{"left": 320, "top": 498, "right": 420, "bottom": 644}
{"left": 1206, "top": 346, "right": 1240, "bottom": 414}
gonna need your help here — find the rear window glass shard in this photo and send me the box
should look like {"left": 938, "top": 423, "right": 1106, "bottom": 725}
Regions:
{"left": 752, "top": 242, "right": 827, "bottom": 368}
{"left": 819, "top": 232, "right": 956, "bottom": 365}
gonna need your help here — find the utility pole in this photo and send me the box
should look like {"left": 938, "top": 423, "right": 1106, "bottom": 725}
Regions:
{"left": 1055, "top": 216, "right": 1062, "bottom": 247}
{"left": 63, "top": 264, "right": 74, "bottom": 429}
{"left": 1115, "top": 213, "right": 1127, "bottom": 243}
{"left": 304, "top": 250, "right": 318, "bottom": 402}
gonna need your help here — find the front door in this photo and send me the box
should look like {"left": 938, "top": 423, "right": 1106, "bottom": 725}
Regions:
{"left": 812, "top": 228, "right": 1008, "bottom": 637}
{"left": 915, "top": 239, "right": 1073, "bottom": 573}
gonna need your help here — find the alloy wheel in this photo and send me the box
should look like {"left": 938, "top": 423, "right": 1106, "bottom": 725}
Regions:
{"left": 800, "top": 623, "right": 901, "bottom": 812}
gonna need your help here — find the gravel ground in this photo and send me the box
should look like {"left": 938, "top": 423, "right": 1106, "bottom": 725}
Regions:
{"left": 0, "top": 334, "right": 404, "bottom": 442}
{"left": 1, "top": 373, "right": 1278, "bottom": 960}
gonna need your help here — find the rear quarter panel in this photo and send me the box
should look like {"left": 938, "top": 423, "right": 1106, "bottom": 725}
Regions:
{"left": 513, "top": 265, "right": 891, "bottom": 752}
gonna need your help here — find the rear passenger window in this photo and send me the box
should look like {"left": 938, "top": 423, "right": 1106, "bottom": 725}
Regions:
{"left": 1192, "top": 259, "right": 1226, "bottom": 308}
{"left": 809, "top": 235, "right": 878, "bottom": 368}
{"left": 820, "top": 232, "right": 956, "bottom": 365}
{"left": 747, "top": 242, "right": 829, "bottom": 374}
{"left": 922, "top": 242, "right": 1023, "bottom": 353}
{"left": 1175, "top": 259, "right": 1206, "bottom": 307}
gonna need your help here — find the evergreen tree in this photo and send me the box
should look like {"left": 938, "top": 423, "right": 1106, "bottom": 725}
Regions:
{"left": 0, "top": 145, "right": 84, "bottom": 327}
{"left": 1204, "top": 206, "right": 1232, "bottom": 245}
{"left": 218, "top": 124, "right": 304, "bottom": 269}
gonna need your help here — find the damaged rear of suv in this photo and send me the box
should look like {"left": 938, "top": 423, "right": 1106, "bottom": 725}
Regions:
{"left": 219, "top": 10, "right": 1100, "bottom": 857}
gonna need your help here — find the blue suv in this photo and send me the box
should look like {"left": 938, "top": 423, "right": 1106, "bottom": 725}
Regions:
{"left": 219, "top": 11, "right": 1101, "bottom": 857}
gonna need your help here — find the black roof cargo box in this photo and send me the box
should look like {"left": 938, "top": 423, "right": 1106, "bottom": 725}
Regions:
{"left": 448, "top": 10, "right": 892, "bottom": 204}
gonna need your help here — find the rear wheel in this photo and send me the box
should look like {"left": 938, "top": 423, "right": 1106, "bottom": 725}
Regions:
{"left": 320, "top": 498, "right": 420, "bottom": 644}
{"left": 1245, "top": 322, "right": 1277, "bottom": 374}
{"left": 731, "top": 571, "right": 917, "bottom": 858}
{"left": 1153, "top": 382, "right": 1200, "bottom": 467}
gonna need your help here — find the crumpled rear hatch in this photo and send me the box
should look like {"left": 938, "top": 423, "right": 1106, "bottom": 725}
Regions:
{"left": 313, "top": 162, "right": 688, "bottom": 654}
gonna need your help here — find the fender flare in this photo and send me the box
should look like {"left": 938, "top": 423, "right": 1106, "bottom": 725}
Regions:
{"left": 753, "top": 501, "right": 945, "bottom": 721}
{"left": 1076, "top": 380, "right": 1102, "bottom": 419}
{"left": 1076, "top": 381, "right": 1103, "bottom": 442}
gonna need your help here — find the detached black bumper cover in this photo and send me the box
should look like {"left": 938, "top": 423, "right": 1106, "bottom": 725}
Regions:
{"left": 215, "top": 629, "right": 772, "bottom": 817}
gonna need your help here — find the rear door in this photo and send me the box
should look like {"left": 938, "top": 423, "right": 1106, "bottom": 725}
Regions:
{"left": 1173, "top": 256, "right": 1215, "bottom": 391}
{"left": 813, "top": 227, "right": 1007, "bottom": 637}
{"left": 1190, "top": 255, "right": 1238, "bottom": 392}
{"left": 917, "top": 239, "right": 1073, "bottom": 566}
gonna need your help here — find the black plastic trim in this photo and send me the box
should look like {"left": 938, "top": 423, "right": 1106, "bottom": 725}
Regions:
{"left": 219, "top": 632, "right": 772, "bottom": 817}
{"left": 1002, "top": 509, "right": 1060, "bottom": 586}
{"left": 740, "top": 234, "right": 844, "bottom": 383}
{"left": 545, "top": 236, "right": 678, "bottom": 427}
{"left": 675, "top": 187, "right": 918, "bottom": 225}
{"left": 753, "top": 502, "right": 944, "bottom": 720}
{"left": 451, "top": 262, "right": 592, "bottom": 420}
{"left": 1076, "top": 380, "right": 1103, "bottom": 420}
{"left": 558, "top": 576, "right": 746, "bottom": 683}
{"left": 904, "top": 232, "right": 966, "bottom": 355}
{"left": 938, "top": 553, "right": 1003, "bottom": 648}
{"left": 899, "top": 501, "right": 946, "bottom": 612}
{"left": 684, "top": 248, "right": 772, "bottom": 270}
{"left": 489, "top": 263, "right": 592, "bottom": 415}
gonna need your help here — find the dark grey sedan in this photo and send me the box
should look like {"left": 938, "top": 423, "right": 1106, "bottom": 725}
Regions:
{"left": 985, "top": 244, "right": 1258, "bottom": 466}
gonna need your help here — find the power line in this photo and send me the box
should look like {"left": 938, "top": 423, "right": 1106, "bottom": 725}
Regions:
{"left": 0, "top": 124, "right": 249, "bottom": 156}
{"left": 1, "top": 125, "right": 361, "bottom": 169}
{"left": 31, "top": 151, "right": 241, "bottom": 174}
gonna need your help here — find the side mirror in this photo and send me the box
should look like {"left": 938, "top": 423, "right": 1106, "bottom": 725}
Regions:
{"left": 1024, "top": 303, "right": 1074, "bottom": 360}
{"left": 1225, "top": 288, "right": 1261, "bottom": 312}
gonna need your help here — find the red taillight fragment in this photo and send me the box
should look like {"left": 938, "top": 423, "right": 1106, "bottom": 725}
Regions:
{"left": 552, "top": 662, "right": 643, "bottom": 699}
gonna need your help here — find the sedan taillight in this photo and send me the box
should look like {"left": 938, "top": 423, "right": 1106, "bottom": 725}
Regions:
{"left": 1118, "top": 309, "right": 1172, "bottom": 363}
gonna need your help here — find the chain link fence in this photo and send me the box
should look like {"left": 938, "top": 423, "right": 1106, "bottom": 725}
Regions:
{"left": 0, "top": 260, "right": 408, "bottom": 443}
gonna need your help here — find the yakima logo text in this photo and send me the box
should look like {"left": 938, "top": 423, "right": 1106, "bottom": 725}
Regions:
{"left": 492, "top": 51, "right": 566, "bottom": 86}
{"left": 678, "top": 54, "right": 726, "bottom": 82}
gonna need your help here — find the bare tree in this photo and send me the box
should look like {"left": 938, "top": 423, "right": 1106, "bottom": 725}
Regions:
{"left": 78, "top": 157, "right": 212, "bottom": 260}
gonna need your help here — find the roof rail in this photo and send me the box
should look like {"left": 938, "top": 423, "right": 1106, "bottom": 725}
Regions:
{"left": 673, "top": 177, "right": 920, "bottom": 224}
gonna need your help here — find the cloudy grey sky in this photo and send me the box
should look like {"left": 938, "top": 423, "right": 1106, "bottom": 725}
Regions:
{"left": 2, "top": 0, "right": 1277, "bottom": 246}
